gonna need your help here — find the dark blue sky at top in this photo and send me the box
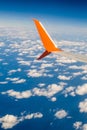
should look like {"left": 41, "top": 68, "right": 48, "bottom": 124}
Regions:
{"left": 0, "top": 0, "right": 87, "bottom": 27}
{"left": 0, "top": 0, "right": 87, "bottom": 20}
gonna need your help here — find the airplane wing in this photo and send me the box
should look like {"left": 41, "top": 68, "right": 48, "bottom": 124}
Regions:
{"left": 58, "top": 51, "right": 87, "bottom": 63}
{"left": 33, "top": 19, "right": 87, "bottom": 63}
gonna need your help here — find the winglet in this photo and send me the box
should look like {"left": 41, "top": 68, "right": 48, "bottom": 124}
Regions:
{"left": 33, "top": 19, "right": 62, "bottom": 60}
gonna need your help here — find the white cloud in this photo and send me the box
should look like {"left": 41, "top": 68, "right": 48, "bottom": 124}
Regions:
{"left": 12, "top": 79, "right": 26, "bottom": 84}
{"left": 63, "top": 86, "right": 75, "bottom": 97}
{"left": 62, "top": 84, "right": 87, "bottom": 97}
{"left": 6, "top": 78, "right": 19, "bottom": 81}
{"left": 73, "top": 122, "right": 87, "bottom": 130}
{"left": 27, "top": 68, "right": 53, "bottom": 78}
{"left": 33, "top": 84, "right": 63, "bottom": 98}
{"left": 69, "top": 65, "right": 81, "bottom": 70}
{"left": 73, "top": 121, "right": 82, "bottom": 130}
{"left": 69, "top": 65, "right": 87, "bottom": 71}
{"left": 40, "top": 63, "right": 53, "bottom": 69}
{"left": 58, "top": 75, "right": 72, "bottom": 80}
{"left": 70, "top": 91, "right": 76, "bottom": 97}
{"left": 28, "top": 69, "right": 43, "bottom": 77}
{"left": 73, "top": 72, "right": 82, "bottom": 76}
{"left": 25, "top": 112, "right": 43, "bottom": 119}
{"left": 27, "top": 68, "right": 49, "bottom": 78}
{"left": 0, "top": 59, "right": 3, "bottom": 62}
{"left": 38, "top": 83, "right": 45, "bottom": 87}
{"left": 16, "top": 57, "right": 24, "bottom": 61}
{"left": 0, "top": 112, "right": 43, "bottom": 129}
{"left": 79, "top": 99, "right": 87, "bottom": 113}
{"left": 6, "top": 77, "right": 26, "bottom": 84}
{"left": 0, "top": 42, "right": 5, "bottom": 47}
{"left": 50, "top": 97, "right": 57, "bottom": 102}
{"left": 0, "top": 115, "right": 19, "bottom": 129}
{"left": 55, "top": 109, "right": 68, "bottom": 119}
{"left": 33, "top": 112, "right": 43, "bottom": 118}
{"left": 1, "top": 84, "right": 64, "bottom": 100}
{"left": 59, "top": 82, "right": 67, "bottom": 87}
{"left": 76, "top": 84, "right": 87, "bottom": 95}
{"left": 0, "top": 81, "right": 8, "bottom": 84}
{"left": 8, "top": 68, "right": 21, "bottom": 75}
{"left": 2, "top": 62, "right": 8, "bottom": 65}
{"left": 2, "top": 89, "right": 32, "bottom": 99}
{"left": 82, "top": 124, "right": 87, "bottom": 130}
{"left": 81, "top": 76, "right": 87, "bottom": 80}
{"left": 18, "top": 60, "right": 30, "bottom": 66}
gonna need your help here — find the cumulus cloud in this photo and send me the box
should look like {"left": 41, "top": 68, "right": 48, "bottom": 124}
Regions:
{"left": 79, "top": 99, "right": 87, "bottom": 113}
{"left": 27, "top": 69, "right": 43, "bottom": 77}
{"left": 0, "top": 115, "right": 19, "bottom": 129}
{"left": 18, "top": 60, "right": 30, "bottom": 66}
{"left": 6, "top": 78, "right": 19, "bottom": 81}
{"left": 1, "top": 30, "right": 87, "bottom": 130}
{"left": 8, "top": 68, "right": 21, "bottom": 75}
{"left": 62, "top": 84, "right": 87, "bottom": 97}
{"left": 27, "top": 68, "right": 51, "bottom": 78}
{"left": 0, "top": 81, "right": 8, "bottom": 84}
{"left": 69, "top": 65, "right": 81, "bottom": 70}
{"left": 6, "top": 77, "right": 26, "bottom": 84}
{"left": 40, "top": 63, "right": 53, "bottom": 69}
{"left": 73, "top": 121, "right": 82, "bottom": 130}
{"left": 50, "top": 97, "right": 57, "bottom": 102}
{"left": 73, "top": 72, "right": 82, "bottom": 76}
{"left": 73, "top": 122, "right": 87, "bottom": 130}
{"left": 25, "top": 112, "right": 43, "bottom": 119}
{"left": 2, "top": 89, "right": 32, "bottom": 99}
{"left": 38, "top": 83, "right": 45, "bottom": 87}
{"left": 81, "top": 76, "right": 87, "bottom": 80}
{"left": 33, "top": 84, "right": 63, "bottom": 98}
{"left": 76, "top": 84, "right": 87, "bottom": 95}
{"left": 0, "top": 59, "right": 3, "bottom": 62}
{"left": 63, "top": 86, "right": 75, "bottom": 97}
{"left": 1, "top": 84, "right": 64, "bottom": 100}
{"left": 12, "top": 79, "right": 26, "bottom": 84}
{"left": 27, "top": 68, "right": 53, "bottom": 78}
{"left": 0, "top": 42, "right": 5, "bottom": 47}
{"left": 69, "top": 65, "right": 87, "bottom": 71}
{"left": 58, "top": 75, "right": 72, "bottom": 80}
{"left": 55, "top": 109, "right": 68, "bottom": 119}
{"left": 0, "top": 112, "right": 43, "bottom": 129}
{"left": 81, "top": 124, "right": 87, "bottom": 130}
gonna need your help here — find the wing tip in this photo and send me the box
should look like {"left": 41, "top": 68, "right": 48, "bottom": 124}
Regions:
{"left": 33, "top": 18, "right": 39, "bottom": 23}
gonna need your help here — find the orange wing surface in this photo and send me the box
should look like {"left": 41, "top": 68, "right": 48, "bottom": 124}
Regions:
{"left": 33, "top": 19, "right": 87, "bottom": 63}
{"left": 33, "top": 19, "right": 62, "bottom": 52}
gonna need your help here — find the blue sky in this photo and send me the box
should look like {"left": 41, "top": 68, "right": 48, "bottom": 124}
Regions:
{"left": 0, "top": 0, "right": 87, "bottom": 27}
